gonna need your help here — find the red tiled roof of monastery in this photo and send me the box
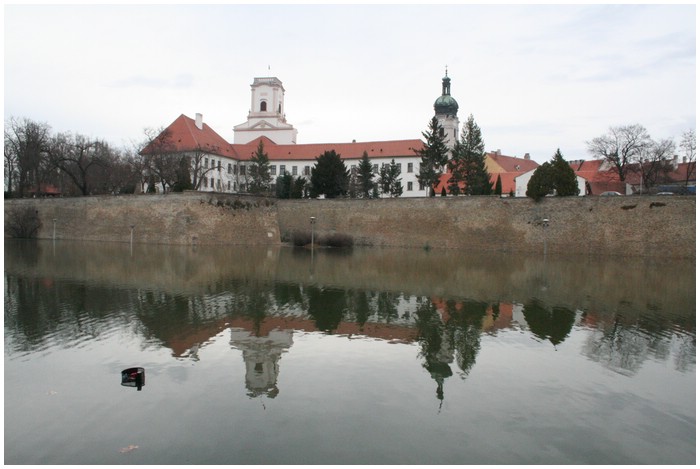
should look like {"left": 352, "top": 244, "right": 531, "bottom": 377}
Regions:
{"left": 233, "top": 136, "right": 425, "bottom": 161}
{"left": 141, "top": 114, "right": 237, "bottom": 159}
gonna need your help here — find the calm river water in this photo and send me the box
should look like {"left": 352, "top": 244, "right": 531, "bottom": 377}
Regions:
{"left": 4, "top": 239, "right": 695, "bottom": 464}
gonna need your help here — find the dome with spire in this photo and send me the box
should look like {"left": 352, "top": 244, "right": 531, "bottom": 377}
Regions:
{"left": 434, "top": 74, "right": 459, "bottom": 117}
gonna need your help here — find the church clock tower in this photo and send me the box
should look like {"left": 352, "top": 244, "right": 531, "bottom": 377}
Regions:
{"left": 233, "top": 77, "right": 298, "bottom": 144}
{"left": 433, "top": 70, "right": 459, "bottom": 149}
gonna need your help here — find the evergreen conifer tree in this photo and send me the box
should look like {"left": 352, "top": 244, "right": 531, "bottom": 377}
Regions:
{"left": 249, "top": 140, "right": 271, "bottom": 194}
{"left": 379, "top": 159, "right": 403, "bottom": 197}
{"left": 357, "top": 151, "right": 375, "bottom": 198}
{"left": 448, "top": 114, "right": 491, "bottom": 195}
{"left": 310, "top": 150, "right": 349, "bottom": 198}
{"left": 494, "top": 174, "right": 502, "bottom": 196}
{"left": 551, "top": 149, "right": 579, "bottom": 196}
{"left": 526, "top": 162, "right": 554, "bottom": 201}
{"left": 416, "top": 117, "right": 449, "bottom": 197}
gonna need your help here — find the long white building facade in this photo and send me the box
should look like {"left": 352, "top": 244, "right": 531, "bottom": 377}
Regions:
{"left": 142, "top": 74, "right": 537, "bottom": 197}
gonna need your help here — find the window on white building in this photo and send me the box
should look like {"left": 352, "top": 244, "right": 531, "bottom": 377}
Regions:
{"left": 271, "top": 165, "right": 277, "bottom": 176}
{"left": 408, "top": 163, "right": 413, "bottom": 173}
{"left": 280, "top": 165, "right": 286, "bottom": 175}
{"left": 373, "top": 164, "right": 378, "bottom": 174}
{"left": 304, "top": 166, "right": 310, "bottom": 176}
{"left": 292, "top": 166, "right": 298, "bottom": 176}
{"left": 228, "top": 163, "right": 232, "bottom": 174}
{"left": 407, "top": 181, "right": 413, "bottom": 191}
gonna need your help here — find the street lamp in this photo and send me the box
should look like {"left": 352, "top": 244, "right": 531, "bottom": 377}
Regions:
{"left": 310, "top": 216, "right": 316, "bottom": 247}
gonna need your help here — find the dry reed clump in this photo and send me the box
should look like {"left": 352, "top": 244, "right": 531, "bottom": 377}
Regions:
{"left": 288, "top": 230, "right": 354, "bottom": 248}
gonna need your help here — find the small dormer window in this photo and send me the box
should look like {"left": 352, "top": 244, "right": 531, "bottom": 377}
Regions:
{"left": 260, "top": 101, "right": 267, "bottom": 112}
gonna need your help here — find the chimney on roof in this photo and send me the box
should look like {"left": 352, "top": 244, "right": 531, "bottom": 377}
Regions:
{"left": 672, "top": 154, "right": 679, "bottom": 170}
{"left": 496, "top": 149, "right": 501, "bottom": 155}
{"left": 195, "top": 113, "right": 203, "bottom": 130}
{"left": 524, "top": 153, "right": 530, "bottom": 160}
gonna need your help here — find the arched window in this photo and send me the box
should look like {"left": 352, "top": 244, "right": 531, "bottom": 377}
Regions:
{"left": 260, "top": 101, "right": 267, "bottom": 112}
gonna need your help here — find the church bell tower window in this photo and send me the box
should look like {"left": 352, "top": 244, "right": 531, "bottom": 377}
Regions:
{"left": 260, "top": 101, "right": 267, "bottom": 112}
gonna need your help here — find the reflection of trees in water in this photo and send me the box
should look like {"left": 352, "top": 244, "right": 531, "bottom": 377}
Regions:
{"left": 4, "top": 274, "right": 137, "bottom": 354}
{"left": 5, "top": 269, "right": 695, "bottom": 378}
{"left": 307, "top": 286, "right": 347, "bottom": 332}
{"left": 415, "top": 298, "right": 452, "bottom": 403}
{"left": 413, "top": 297, "right": 490, "bottom": 404}
{"left": 444, "top": 300, "right": 489, "bottom": 378}
{"left": 582, "top": 311, "right": 696, "bottom": 375}
{"left": 522, "top": 299, "right": 576, "bottom": 347}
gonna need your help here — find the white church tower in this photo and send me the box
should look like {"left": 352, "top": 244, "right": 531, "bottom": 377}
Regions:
{"left": 233, "top": 77, "right": 298, "bottom": 144}
{"left": 433, "top": 70, "right": 459, "bottom": 149}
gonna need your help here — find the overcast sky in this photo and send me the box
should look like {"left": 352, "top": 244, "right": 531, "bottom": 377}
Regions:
{"left": 4, "top": 4, "right": 696, "bottom": 163}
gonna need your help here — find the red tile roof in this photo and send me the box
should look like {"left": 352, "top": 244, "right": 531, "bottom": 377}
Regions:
{"left": 144, "top": 115, "right": 424, "bottom": 162}
{"left": 234, "top": 136, "right": 425, "bottom": 161}
{"left": 487, "top": 152, "right": 539, "bottom": 173}
{"left": 434, "top": 152, "right": 537, "bottom": 195}
{"left": 141, "top": 114, "right": 237, "bottom": 159}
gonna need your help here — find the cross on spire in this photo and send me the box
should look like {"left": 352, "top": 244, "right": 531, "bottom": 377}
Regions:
{"left": 445, "top": 65, "right": 448, "bottom": 77}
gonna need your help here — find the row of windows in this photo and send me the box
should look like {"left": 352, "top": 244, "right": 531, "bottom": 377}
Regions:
{"left": 270, "top": 165, "right": 311, "bottom": 177}
{"left": 202, "top": 177, "right": 248, "bottom": 192}
{"left": 349, "top": 162, "right": 414, "bottom": 174}
{"left": 202, "top": 158, "right": 418, "bottom": 178}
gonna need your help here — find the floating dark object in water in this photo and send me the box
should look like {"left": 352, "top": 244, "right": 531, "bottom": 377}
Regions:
{"left": 121, "top": 367, "right": 145, "bottom": 391}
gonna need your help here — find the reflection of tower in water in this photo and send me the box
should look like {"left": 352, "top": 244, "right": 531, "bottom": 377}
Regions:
{"left": 230, "top": 328, "right": 294, "bottom": 398}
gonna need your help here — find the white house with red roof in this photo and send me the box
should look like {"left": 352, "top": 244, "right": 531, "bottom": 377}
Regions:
{"left": 142, "top": 74, "right": 541, "bottom": 197}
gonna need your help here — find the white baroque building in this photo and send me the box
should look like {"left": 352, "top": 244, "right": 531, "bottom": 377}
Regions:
{"left": 141, "top": 74, "right": 538, "bottom": 197}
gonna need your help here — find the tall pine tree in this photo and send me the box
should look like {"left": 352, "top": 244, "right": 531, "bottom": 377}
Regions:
{"left": 249, "top": 139, "right": 271, "bottom": 194}
{"left": 379, "top": 159, "right": 403, "bottom": 198}
{"left": 310, "top": 150, "right": 349, "bottom": 199}
{"left": 551, "top": 149, "right": 579, "bottom": 196}
{"left": 448, "top": 114, "right": 491, "bottom": 195}
{"left": 416, "top": 117, "right": 449, "bottom": 197}
{"left": 357, "top": 151, "right": 375, "bottom": 198}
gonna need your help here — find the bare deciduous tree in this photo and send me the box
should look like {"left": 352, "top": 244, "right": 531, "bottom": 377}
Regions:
{"left": 586, "top": 124, "right": 651, "bottom": 182}
{"left": 45, "top": 133, "right": 110, "bottom": 196}
{"left": 680, "top": 129, "right": 696, "bottom": 187}
{"left": 628, "top": 138, "right": 676, "bottom": 192}
{"left": 4, "top": 117, "right": 51, "bottom": 197}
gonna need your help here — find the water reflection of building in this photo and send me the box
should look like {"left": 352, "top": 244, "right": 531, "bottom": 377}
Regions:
{"left": 230, "top": 327, "right": 293, "bottom": 398}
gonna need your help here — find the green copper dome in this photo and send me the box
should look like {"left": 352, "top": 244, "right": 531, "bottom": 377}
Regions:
{"left": 434, "top": 75, "right": 459, "bottom": 116}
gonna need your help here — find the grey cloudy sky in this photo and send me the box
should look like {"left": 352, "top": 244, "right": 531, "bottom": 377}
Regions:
{"left": 4, "top": 4, "right": 696, "bottom": 163}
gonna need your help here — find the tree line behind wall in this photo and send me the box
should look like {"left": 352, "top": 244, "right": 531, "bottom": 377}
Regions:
{"left": 4, "top": 117, "right": 145, "bottom": 198}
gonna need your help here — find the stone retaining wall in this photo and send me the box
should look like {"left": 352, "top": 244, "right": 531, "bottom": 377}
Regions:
{"left": 4, "top": 193, "right": 695, "bottom": 258}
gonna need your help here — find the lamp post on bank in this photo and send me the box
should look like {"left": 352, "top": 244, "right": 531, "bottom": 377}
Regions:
{"left": 310, "top": 216, "right": 316, "bottom": 249}
{"left": 542, "top": 218, "right": 549, "bottom": 256}
{"left": 130, "top": 225, "right": 135, "bottom": 255}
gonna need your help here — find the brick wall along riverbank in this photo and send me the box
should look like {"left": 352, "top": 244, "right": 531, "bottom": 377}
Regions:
{"left": 4, "top": 193, "right": 696, "bottom": 258}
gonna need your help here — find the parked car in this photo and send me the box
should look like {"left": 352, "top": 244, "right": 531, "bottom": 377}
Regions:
{"left": 600, "top": 191, "right": 622, "bottom": 196}
{"left": 656, "top": 192, "right": 675, "bottom": 196}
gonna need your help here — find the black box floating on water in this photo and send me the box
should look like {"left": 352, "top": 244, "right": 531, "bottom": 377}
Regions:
{"left": 121, "top": 367, "right": 145, "bottom": 391}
